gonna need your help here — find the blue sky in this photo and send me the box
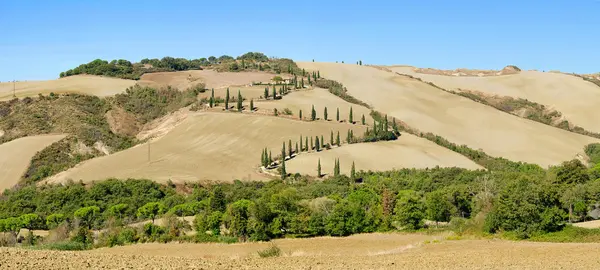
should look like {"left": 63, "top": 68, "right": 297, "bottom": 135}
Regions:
{"left": 1, "top": 0, "right": 599, "bottom": 81}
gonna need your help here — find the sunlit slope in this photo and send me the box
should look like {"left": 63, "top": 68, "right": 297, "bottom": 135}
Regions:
{"left": 0, "top": 76, "right": 136, "bottom": 100}
{"left": 297, "top": 62, "right": 598, "bottom": 167}
{"left": 286, "top": 133, "right": 483, "bottom": 176}
{"left": 0, "top": 134, "right": 66, "bottom": 191}
{"left": 391, "top": 66, "right": 600, "bottom": 133}
{"left": 44, "top": 112, "right": 367, "bottom": 184}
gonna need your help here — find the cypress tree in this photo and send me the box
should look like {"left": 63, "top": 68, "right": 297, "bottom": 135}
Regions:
{"left": 241, "top": 59, "right": 245, "bottom": 69}
{"left": 261, "top": 149, "right": 265, "bottom": 167}
{"left": 269, "top": 151, "right": 273, "bottom": 164}
{"left": 336, "top": 108, "right": 340, "bottom": 122}
{"left": 311, "top": 105, "right": 316, "bottom": 121}
{"left": 315, "top": 136, "right": 320, "bottom": 151}
{"left": 225, "top": 88, "right": 230, "bottom": 110}
{"left": 302, "top": 68, "right": 306, "bottom": 76}
{"left": 282, "top": 142, "right": 286, "bottom": 160}
{"left": 334, "top": 158, "right": 340, "bottom": 177}
{"left": 301, "top": 78, "right": 304, "bottom": 88}
{"left": 250, "top": 99, "right": 254, "bottom": 111}
{"left": 308, "top": 75, "right": 311, "bottom": 84}
{"left": 264, "top": 87, "right": 269, "bottom": 99}
{"left": 209, "top": 88, "right": 215, "bottom": 108}
{"left": 347, "top": 129, "right": 351, "bottom": 144}
{"left": 361, "top": 114, "right": 366, "bottom": 125}
{"left": 336, "top": 131, "right": 341, "bottom": 146}
{"left": 237, "top": 90, "right": 243, "bottom": 112}
{"left": 272, "top": 86, "right": 277, "bottom": 99}
{"left": 330, "top": 131, "right": 334, "bottom": 146}
{"left": 288, "top": 140, "right": 292, "bottom": 157}
{"left": 324, "top": 107, "right": 328, "bottom": 120}
{"left": 351, "top": 161, "right": 356, "bottom": 179}
{"left": 295, "top": 142, "right": 299, "bottom": 154}
{"left": 359, "top": 60, "right": 362, "bottom": 65}
{"left": 299, "top": 109, "right": 303, "bottom": 120}
{"left": 350, "top": 130, "right": 354, "bottom": 142}
{"left": 317, "top": 71, "right": 320, "bottom": 78}
{"left": 321, "top": 135, "right": 324, "bottom": 148}
{"left": 317, "top": 159, "right": 322, "bottom": 177}
{"left": 373, "top": 120, "right": 377, "bottom": 134}
{"left": 392, "top": 117, "right": 398, "bottom": 132}
{"left": 310, "top": 136, "right": 314, "bottom": 151}
{"left": 300, "top": 135, "right": 303, "bottom": 152}
{"left": 280, "top": 159, "right": 287, "bottom": 179}
{"left": 305, "top": 136, "right": 308, "bottom": 151}
{"left": 349, "top": 107, "right": 353, "bottom": 123}
{"left": 273, "top": 108, "right": 278, "bottom": 116}
{"left": 385, "top": 115, "right": 389, "bottom": 132}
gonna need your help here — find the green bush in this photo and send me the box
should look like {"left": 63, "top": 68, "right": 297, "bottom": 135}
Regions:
{"left": 257, "top": 244, "right": 282, "bottom": 258}
{"left": 35, "top": 241, "right": 89, "bottom": 251}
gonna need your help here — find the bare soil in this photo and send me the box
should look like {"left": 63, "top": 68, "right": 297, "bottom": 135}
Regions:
{"left": 0, "top": 76, "right": 136, "bottom": 100}
{"left": 0, "top": 134, "right": 66, "bottom": 191}
{"left": 391, "top": 66, "right": 600, "bottom": 134}
{"left": 298, "top": 62, "right": 598, "bottom": 168}
{"left": 3, "top": 235, "right": 600, "bottom": 269}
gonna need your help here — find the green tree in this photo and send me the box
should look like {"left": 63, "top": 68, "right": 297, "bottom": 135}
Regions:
{"left": 3, "top": 217, "right": 23, "bottom": 238}
{"left": 224, "top": 200, "right": 254, "bottom": 240}
{"left": 301, "top": 78, "right": 305, "bottom": 88}
{"left": 299, "top": 109, "right": 303, "bottom": 120}
{"left": 209, "top": 185, "right": 226, "bottom": 213}
{"left": 225, "top": 88, "right": 230, "bottom": 110}
{"left": 311, "top": 105, "right": 316, "bottom": 120}
{"left": 295, "top": 142, "right": 299, "bottom": 154}
{"left": 334, "top": 158, "right": 340, "bottom": 177}
{"left": 392, "top": 117, "right": 398, "bottom": 133}
{"left": 351, "top": 161, "right": 356, "bottom": 180}
{"left": 310, "top": 136, "right": 314, "bottom": 150}
{"left": 272, "top": 86, "right": 277, "bottom": 99}
{"left": 317, "top": 159, "right": 322, "bottom": 177}
{"left": 137, "top": 203, "right": 164, "bottom": 224}
{"left": 324, "top": 107, "right": 328, "bottom": 120}
{"left": 330, "top": 131, "right": 334, "bottom": 146}
{"left": 394, "top": 192, "right": 425, "bottom": 230}
{"left": 349, "top": 107, "right": 353, "bottom": 123}
{"left": 20, "top": 213, "right": 42, "bottom": 231}
{"left": 250, "top": 98, "right": 254, "bottom": 111}
{"left": 269, "top": 151, "right": 273, "bottom": 164}
{"left": 321, "top": 135, "right": 324, "bottom": 148}
{"left": 264, "top": 87, "right": 269, "bottom": 99}
{"left": 46, "top": 213, "right": 65, "bottom": 229}
{"left": 305, "top": 137, "right": 309, "bottom": 151}
{"left": 359, "top": 60, "right": 362, "bottom": 65}
{"left": 425, "top": 190, "right": 453, "bottom": 225}
{"left": 209, "top": 88, "right": 215, "bottom": 108}
{"left": 300, "top": 135, "right": 303, "bottom": 152}
{"left": 555, "top": 159, "right": 590, "bottom": 185}
{"left": 107, "top": 203, "right": 129, "bottom": 220}
{"left": 384, "top": 115, "right": 389, "bottom": 132}
{"left": 282, "top": 142, "right": 286, "bottom": 159}
{"left": 316, "top": 136, "right": 321, "bottom": 151}
{"left": 317, "top": 71, "right": 320, "bottom": 78}
{"left": 361, "top": 114, "right": 365, "bottom": 125}
{"left": 336, "top": 108, "right": 340, "bottom": 122}
{"left": 237, "top": 90, "right": 243, "bottom": 111}
{"left": 75, "top": 206, "right": 101, "bottom": 229}
{"left": 336, "top": 131, "right": 341, "bottom": 146}
{"left": 288, "top": 139, "right": 293, "bottom": 157}
{"left": 261, "top": 149, "right": 267, "bottom": 167}
{"left": 280, "top": 159, "right": 287, "bottom": 179}
{"left": 195, "top": 211, "right": 223, "bottom": 235}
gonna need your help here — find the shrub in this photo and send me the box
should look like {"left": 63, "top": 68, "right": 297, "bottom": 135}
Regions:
{"left": 257, "top": 244, "right": 282, "bottom": 258}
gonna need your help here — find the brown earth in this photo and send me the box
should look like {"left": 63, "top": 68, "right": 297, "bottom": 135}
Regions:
{"left": 298, "top": 62, "right": 598, "bottom": 168}
{"left": 3, "top": 235, "right": 600, "bottom": 269}
{"left": 42, "top": 112, "right": 367, "bottom": 184}
{"left": 105, "top": 107, "right": 141, "bottom": 137}
{"left": 391, "top": 66, "right": 600, "bottom": 134}
{"left": 0, "top": 75, "right": 136, "bottom": 100}
{"left": 0, "top": 134, "right": 66, "bottom": 191}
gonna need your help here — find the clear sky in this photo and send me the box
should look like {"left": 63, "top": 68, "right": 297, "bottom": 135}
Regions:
{"left": 1, "top": 0, "right": 599, "bottom": 81}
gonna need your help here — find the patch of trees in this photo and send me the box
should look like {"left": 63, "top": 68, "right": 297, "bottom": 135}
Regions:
{"left": 1, "top": 156, "right": 599, "bottom": 248}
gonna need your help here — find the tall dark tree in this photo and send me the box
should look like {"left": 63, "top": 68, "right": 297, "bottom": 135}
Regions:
{"left": 317, "top": 159, "right": 322, "bottom": 177}
{"left": 280, "top": 159, "right": 287, "bottom": 179}
{"left": 272, "top": 86, "right": 277, "bottom": 99}
{"left": 349, "top": 107, "right": 353, "bottom": 123}
{"left": 225, "top": 88, "right": 230, "bottom": 110}
{"left": 361, "top": 114, "right": 366, "bottom": 125}
{"left": 300, "top": 135, "right": 303, "bottom": 152}
{"left": 269, "top": 151, "right": 273, "bottom": 164}
{"left": 308, "top": 75, "right": 311, "bottom": 84}
{"left": 324, "top": 107, "right": 328, "bottom": 120}
{"left": 264, "top": 87, "right": 269, "bottom": 99}
{"left": 305, "top": 136, "right": 308, "bottom": 151}
{"left": 250, "top": 99, "right": 254, "bottom": 111}
{"left": 282, "top": 142, "right": 286, "bottom": 160}
{"left": 301, "top": 78, "right": 305, "bottom": 88}
{"left": 299, "top": 109, "right": 303, "bottom": 120}
{"left": 310, "top": 136, "right": 314, "bottom": 151}
{"left": 288, "top": 140, "right": 293, "bottom": 157}
{"left": 295, "top": 142, "right": 299, "bottom": 154}
{"left": 347, "top": 130, "right": 351, "bottom": 144}
{"left": 315, "top": 136, "right": 321, "bottom": 151}
{"left": 336, "top": 108, "right": 340, "bottom": 122}
{"left": 359, "top": 60, "right": 362, "bottom": 65}
{"left": 311, "top": 105, "right": 316, "bottom": 121}
{"left": 302, "top": 68, "right": 306, "bottom": 76}
{"left": 261, "top": 149, "right": 266, "bottom": 167}
{"left": 334, "top": 158, "right": 340, "bottom": 177}
{"left": 330, "top": 131, "right": 334, "bottom": 146}
{"left": 351, "top": 161, "right": 356, "bottom": 180}
{"left": 209, "top": 88, "right": 215, "bottom": 108}
{"left": 237, "top": 90, "right": 243, "bottom": 112}
{"left": 384, "top": 115, "right": 389, "bottom": 132}
{"left": 317, "top": 71, "right": 320, "bottom": 78}
{"left": 336, "top": 131, "right": 341, "bottom": 146}
{"left": 321, "top": 135, "right": 324, "bottom": 148}
{"left": 392, "top": 117, "right": 398, "bottom": 133}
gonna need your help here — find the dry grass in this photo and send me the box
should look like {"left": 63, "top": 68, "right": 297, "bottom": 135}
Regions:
{"left": 0, "top": 134, "right": 65, "bottom": 191}
{"left": 3, "top": 234, "right": 600, "bottom": 269}
{"left": 298, "top": 62, "right": 598, "bottom": 168}
{"left": 391, "top": 66, "right": 600, "bottom": 134}
{"left": 0, "top": 76, "right": 136, "bottom": 100}
{"left": 43, "top": 112, "right": 366, "bottom": 184}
